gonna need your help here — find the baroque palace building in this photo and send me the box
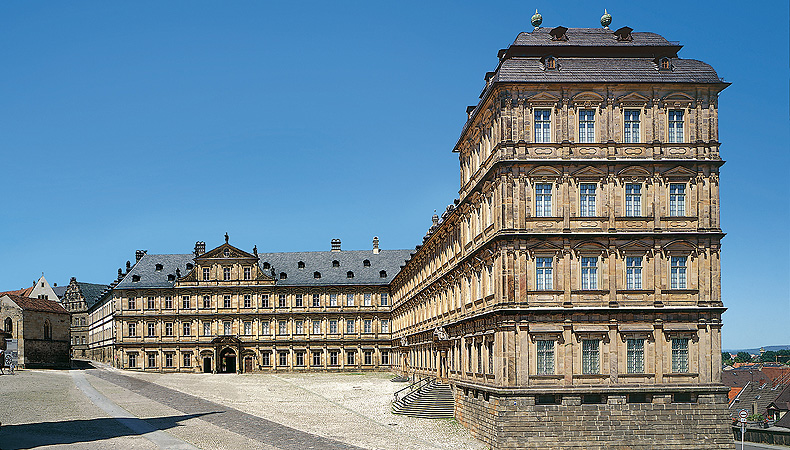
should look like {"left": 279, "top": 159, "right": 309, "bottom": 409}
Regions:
{"left": 389, "top": 18, "right": 733, "bottom": 450}
{"left": 88, "top": 236, "right": 410, "bottom": 373}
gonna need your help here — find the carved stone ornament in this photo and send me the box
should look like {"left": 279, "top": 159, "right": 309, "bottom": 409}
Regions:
{"left": 400, "top": 336, "right": 408, "bottom": 347}
{"left": 434, "top": 326, "right": 450, "bottom": 341}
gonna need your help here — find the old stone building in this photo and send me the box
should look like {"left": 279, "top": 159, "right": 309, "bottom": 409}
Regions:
{"left": 62, "top": 278, "right": 109, "bottom": 358}
{"left": 89, "top": 236, "right": 410, "bottom": 373}
{"left": 389, "top": 17, "right": 732, "bottom": 450}
{"left": 1, "top": 294, "right": 70, "bottom": 368}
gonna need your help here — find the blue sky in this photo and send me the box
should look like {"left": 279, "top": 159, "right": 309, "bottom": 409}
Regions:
{"left": 1, "top": 1, "right": 787, "bottom": 350}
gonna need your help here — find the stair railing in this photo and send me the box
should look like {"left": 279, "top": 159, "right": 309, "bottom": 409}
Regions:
{"left": 393, "top": 376, "right": 432, "bottom": 403}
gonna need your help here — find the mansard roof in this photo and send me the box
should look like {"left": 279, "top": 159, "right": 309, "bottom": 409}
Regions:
{"left": 257, "top": 249, "right": 413, "bottom": 286}
{"left": 512, "top": 27, "right": 674, "bottom": 48}
{"left": 115, "top": 254, "right": 195, "bottom": 289}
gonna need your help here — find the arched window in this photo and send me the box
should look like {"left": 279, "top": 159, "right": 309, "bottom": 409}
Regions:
{"left": 545, "top": 56, "right": 557, "bottom": 70}
{"left": 332, "top": 260, "right": 340, "bottom": 268}
{"left": 314, "top": 271, "right": 321, "bottom": 279}
{"left": 4, "top": 317, "right": 12, "bottom": 333}
{"left": 379, "top": 270, "right": 387, "bottom": 278}
{"left": 297, "top": 261, "right": 305, "bottom": 269}
{"left": 43, "top": 320, "right": 52, "bottom": 340}
{"left": 363, "top": 260, "right": 371, "bottom": 267}
{"left": 659, "top": 57, "right": 672, "bottom": 70}
{"left": 347, "top": 271, "right": 354, "bottom": 279}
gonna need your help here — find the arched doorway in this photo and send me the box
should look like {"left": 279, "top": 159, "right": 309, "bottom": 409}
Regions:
{"left": 219, "top": 348, "right": 237, "bottom": 373}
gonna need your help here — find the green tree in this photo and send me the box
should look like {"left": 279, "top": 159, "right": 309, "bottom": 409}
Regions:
{"left": 735, "top": 351, "right": 752, "bottom": 363}
{"left": 722, "top": 352, "right": 734, "bottom": 365}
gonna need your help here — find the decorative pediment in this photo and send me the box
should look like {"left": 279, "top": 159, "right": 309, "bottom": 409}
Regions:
{"left": 617, "top": 165, "right": 652, "bottom": 179}
{"left": 573, "top": 241, "right": 608, "bottom": 257}
{"left": 526, "top": 240, "right": 563, "bottom": 257}
{"left": 616, "top": 92, "right": 649, "bottom": 106}
{"left": 661, "top": 92, "right": 695, "bottom": 107}
{"left": 570, "top": 91, "right": 604, "bottom": 106}
{"left": 661, "top": 165, "right": 697, "bottom": 180}
{"left": 527, "top": 165, "right": 562, "bottom": 178}
{"left": 571, "top": 165, "right": 606, "bottom": 180}
{"left": 526, "top": 92, "right": 560, "bottom": 106}
{"left": 618, "top": 240, "right": 654, "bottom": 257}
{"left": 662, "top": 239, "right": 698, "bottom": 256}
{"left": 197, "top": 243, "right": 257, "bottom": 262}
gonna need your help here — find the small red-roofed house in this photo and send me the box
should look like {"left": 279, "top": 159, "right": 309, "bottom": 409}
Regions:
{"left": 1, "top": 294, "right": 70, "bottom": 368}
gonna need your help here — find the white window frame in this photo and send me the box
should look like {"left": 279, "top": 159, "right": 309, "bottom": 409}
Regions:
{"left": 536, "top": 340, "right": 555, "bottom": 375}
{"left": 535, "top": 183, "right": 553, "bottom": 217}
{"left": 667, "top": 109, "right": 684, "bottom": 143}
{"left": 626, "top": 256, "right": 643, "bottom": 290}
{"left": 534, "top": 109, "right": 552, "bottom": 143}
{"left": 536, "top": 257, "right": 553, "bottom": 290}
{"left": 625, "top": 183, "right": 642, "bottom": 217}
{"left": 578, "top": 109, "right": 595, "bottom": 143}
{"left": 580, "top": 257, "right": 598, "bottom": 290}
{"left": 579, "top": 183, "right": 597, "bottom": 217}
{"left": 669, "top": 183, "right": 686, "bottom": 216}
{"left": 623, "top": 109, "right": 641, "bottom": 143}
{"left": 670, "top": 256, "right": 688, "bottom": 289}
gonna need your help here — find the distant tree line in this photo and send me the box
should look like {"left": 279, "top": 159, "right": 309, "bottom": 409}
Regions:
{"left": 722, "top": 350, "right": 790, "bottom": 366}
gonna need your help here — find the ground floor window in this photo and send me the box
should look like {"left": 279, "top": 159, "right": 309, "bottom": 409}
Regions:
{"left": 536, "top": 340, "right": 555, "bottom": 375}
{"left": 364, "top": 351, "right": 372, "bottom": 365}
{"left": 164, "top": 353, "right": 174, "bottom": 368}
{"left": 262, "top": 352, "right": 271, "bottom": 366}
{"left": 312, "top": 351, "right": 321, "bottom": 367}
{"left": 183, "top": 352, "right": 192, "bottom": 367}
{"left": 279, "top": 352, "right": 288, "bottom": 367}
{"left": 329, "top": 351, "right": 339, "bottom": 366}
{"left": 128, "top": 352, "right": 137, "bottom": 368}
{"left": 295, "top": 352, "right": 305, "bottom": 367}
{"left": 347, "top": 351, "right": 355, "bottom": 366}
{"left": 381, "top": 351, "right": 389, "bottom": 365}
{"left": 147, "top": 352, "right": 157, "bottom": 368}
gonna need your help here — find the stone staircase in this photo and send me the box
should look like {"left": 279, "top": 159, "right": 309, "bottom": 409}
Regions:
{"left": 392, "top": 381, "right": 455, "bottom": 419}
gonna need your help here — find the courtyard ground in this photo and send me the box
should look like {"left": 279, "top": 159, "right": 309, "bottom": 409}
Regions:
{"left": 0, "top": 364, "right": 487, "bottom": 450}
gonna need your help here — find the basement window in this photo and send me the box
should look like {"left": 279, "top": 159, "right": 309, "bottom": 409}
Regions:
{"left": 627, "top": 393, "right": 650, "bottom": 403}
{"left": 673, "top": 393, "right": 694, "bottom": 403}
{"left": 582, "top": 394, "right": 605, "bottom": 404}
{"left": 536, "top": 394, "right": 560, "bottom": 405}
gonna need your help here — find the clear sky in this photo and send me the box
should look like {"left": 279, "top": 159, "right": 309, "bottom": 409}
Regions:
{"left": 1, "top": 1, "right": 787, "bottom": 350}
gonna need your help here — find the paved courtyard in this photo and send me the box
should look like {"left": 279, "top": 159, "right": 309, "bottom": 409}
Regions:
{"left": 0, "top": 364, "right": 486, "bottom": 450}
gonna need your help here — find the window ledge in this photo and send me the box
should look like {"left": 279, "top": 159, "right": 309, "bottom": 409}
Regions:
{"left": 661, "top": 289, "right": 699, "bottom": 294}
{"left": 617, "top": 290, "right": 654, "bottom": 294}
{"left": 531, "top": 374, "right": 564, "bottom": 379}
{"left": 619, "top": 373, "right": 655, "bottom": 378}
{"left": 664, "top": 372, "right": 698, "bottom": 377}
{"left": 572, "top": 290, "right": 609, "bottom": 295}
{"left": 526, "top": 290, "right": 564, "bottom": 295}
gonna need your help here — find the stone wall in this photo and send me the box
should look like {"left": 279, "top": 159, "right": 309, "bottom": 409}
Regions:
{"left": 24, "top": 339, "right": 70, "bottom": 368}
{"left": 455, "top": 387, "right": 735, "bottom": 450}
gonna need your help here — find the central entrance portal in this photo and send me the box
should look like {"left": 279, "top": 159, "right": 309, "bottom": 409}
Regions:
{"left": 219, "top": 348, "right": 237, "bottom": 373}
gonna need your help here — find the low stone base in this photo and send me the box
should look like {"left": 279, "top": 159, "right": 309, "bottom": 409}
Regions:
{"left": 454, "top": 385, "right": 735, "bottom": 450}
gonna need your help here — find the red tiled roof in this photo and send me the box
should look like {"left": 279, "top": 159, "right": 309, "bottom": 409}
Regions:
{"left": 0, "top": 287, "right": 32, "bottom": 297}
{"left": 2, "top": 294, "right": 68, "bottom": 314}
{"left": 728, "top": 387, "right": 743, "bottom": 403}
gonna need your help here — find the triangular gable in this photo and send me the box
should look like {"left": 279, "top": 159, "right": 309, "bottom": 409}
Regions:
{"left": 616, "top": 92, "right": 650, "bottom": 105}
{"left": 661, "top": 165, "right": 697, "bottom": 179}
{"left": 573, "top": 241, "right": 607, "bottom": 255}
{"left": 571, "top": 91, "right": 604, "bottom": 103}
{"left": 528, "top": 166, "right": 562, "bottom": 177}
{"left": 527, "top": 92, "right": 560, "bottom": 104}
{"left": 618, "top": 240, "right": 654, "bottom": 255}
{"left": 571, "top": 165, "right": 606, "bottom": 179}
{"left": 526, "top": 241, "right": 563, "bottom": 254}
{"left": 198, "top": 243, "right": 257, "bottom": 261}
{"left": 617, "top": 165, "right": 652, "bottom": 178}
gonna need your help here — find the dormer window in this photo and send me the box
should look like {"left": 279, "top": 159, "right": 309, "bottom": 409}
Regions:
{"left": 298, "top": 261, "right": 305, "bottom": 269}
{"left": 379, "top": 270, "right": 387, "bottom": 278}
{"left": 347, "top": 271, "right": 354, "bottom": 279}
{"left": 544, "top": 56, "right": 557, "bottom": 70}
{"left": 363, "top": 259, "right": 371, "bottom": 267}
{"left": 223, "top": 248, "right": 230, "bottom": 257}
{"left": 314, "top": 271, "right": 321, "bottom": 279}
{"left": 155, "top": 264, "right": 163, "bottom": 271}
{"left": 658, "top": 57, "right": 672, "bottom": 71}
{"left": 132, "top": 275, "right": 141, "bottom": 282}
{"left": 280, "top": 272, "right": 287, "bottom": 280}
{"left": 263, "top": 262, "right": 270, "bottom": 270}
{"left": 332, "top": 260, "right": 340, "bottom": 268}
{"left": 168, "top": 274, "right": 175, "bottom": 281}
{"left": 186, "top": 263, "right": 193, "bottom": 271}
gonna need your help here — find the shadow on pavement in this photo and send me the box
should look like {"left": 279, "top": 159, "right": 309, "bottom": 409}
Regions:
{"left": 0, "top": 412, "right": 218, "bottom": 450}
{"left": 70, "top": 359, "right": 95, "bottom": 370}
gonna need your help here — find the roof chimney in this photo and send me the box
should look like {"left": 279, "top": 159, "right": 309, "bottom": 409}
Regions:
{"left": 331, "top": 239, "right": 341, "bottom": 252}
{"left": 373, "top": 237, "right": 380, "bottom": 254}
{"left": 432, "top": 214, "right": 439, "bottom": 227}
{"left": 194, "top": 241, "right": 206, "bottom": 256}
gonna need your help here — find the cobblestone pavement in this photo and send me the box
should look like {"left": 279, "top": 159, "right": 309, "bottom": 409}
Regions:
{"left": 0, "top": 366, "right": 486, "bottom": 450}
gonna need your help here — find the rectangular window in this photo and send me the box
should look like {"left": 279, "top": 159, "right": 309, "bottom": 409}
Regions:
{"left": 627, "top": 338, "right": 645, "bottom": 373}
{"left": 181, "top": 296, "right": 190, "bottom": 309}
{"left": 183, "top": 352, "right": 191, "bottom": 367}
{"left": 578, "top": 109, "right": 595, "bottom": 143}
{"left": 312, "top": 320, "right": 321, "bottom": 334}
{"left": 582, "top": 339, "right": 600, "bottom": 374}
{"left": 536, "top": 340, "right": 555, "bottom": 375}
{"left": 669, "top": 183, "right": 686, "bottom": 216}
{"left": 243, "top": 266, "right": 251, "bottom": 280}
{"left": 364, "top": 351, "right": 372, "bottom": 365}
{"left": 261, "top": 321, "right": 270, "bottom": 335}
{"left": 203, "top": 322, "right": 211, "bottom": 336}
{"left": 672, "top": 338, "right": 689, "bottom": 373}
{"left": 223, "top": 295, "right": 231, "bottom": 309}
{"left": 364, "top": 293, "right": 371, "bottom": 306}
{"left": 223, "top": 321, "right": 231, "bottom": 335}
{"left": 668, "top": 110, "right": 684, "bottom": 143}
{"left": 261, "top": 294, "right": 270, "bottom": 308}
{"left": 147, "top": 322, "right": 155, "bottom": 337}
{"left": 165, "top": 353, "right": 174, "bottom": 368}
{"left": 381, "top": 351, "right": 390, "bottom": 365}
{"left": 346, "top": 319, "right": 355, "bottom": 334}
{"left": 128, "top": 298, "right": 136, "bottom": 310}
{"left": 164, "top": 296, "right": 172, "bottom": 309}
{"left": 295, "top": 320, "right": 304, "bottom": 335}
{"left": 488, "top": 341, "right": 494, "bottom": 375}
{"left": 626, "top": 256, "right": 643, "bottom": 289}
{"left": 223, "top": 267, "right": 231, "bottom": 281}
{"left": 535, "top": 183, "right": 552, "bottom": 217}
{"left": 536, "top": 257, "right": 553, "bottom": 290}
{"left": 329, "top": 319, "right": 338, "bottom": 334}
{"left": 330, "top": 294, "right": 338, "bottom": 306}
{"left": 128, "top": 352, "right": 137, "bottom": 368}
{"left": 671, "top": 256, "right": 687, "bottom": 289}
{"left": 278, "top": 320, "right": 287, "bottom": 335}
{"left": 347, "top": 351, "right": 355, "bottom": 365}
{"left": 165, "top": 322, "right": 173, "bottom": 336}
{"left": 363, "top": 319, "right": 372, "bottom": 333}
{"left": 467, "top": 344, "right": 472, "bottom": 372}
{"left": 279, "top": 352, "right": 287, "bottom": 367}
{"left": 346, "top": 294, "right": 354, "bottom": 307}
{"left": 147, "top": 297, "right": 155, "bottom": 309}
{"left": 534, "top": 109, "right": 551, "bottom": 143}
{"left": 380, "top": 293, "right": 388, "bottom": 306}
{"left": 182, "top": 322, "right": 191, "bottom": 336}
{"left": 623, "top": 109, "right": 641, "bottom": 143}
{"left": 203, "top": 268, "right": 210, "bottom": 281}
{"left": 312, "top": 351, "right": 322, "bottom": 366}
{"left": 581, "top": 257, "right": 598, "bottom": 290}
{"left": 243, "top": 321, "right": 252, "bottom": 335}
{"left": 295, "top": 352, "right": 304, "bottom": 366}
{"left": 579, "top": 183, "right": 596, "bottom": 217}
{"left": 312, "top": 294, "right": 320, "bottom": 307}
{"left": 625, "top": 183, "right": 642, "bottom": 217}
{"left": 203, "top": 295, "right": 211, "bottom": 309}
{"left": 147, "top": 352, "right": 156, "bottom": 368}
{"left": 278, "top": 294, "right": 286, "bottom": 308}
{"left": 295, "top": 294, "right": 303, "bottom": 307}
{"left": 262, "top": 352, "right": 270, "bottom": 366}
{"left": 330, "top": 351, "right": 339, "bottom": 366}
{"left": 381, "top": 319, "right": 390, "bottom": 334}
{"left": 128, "top": 322, "right": 136, "bottom": 337}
